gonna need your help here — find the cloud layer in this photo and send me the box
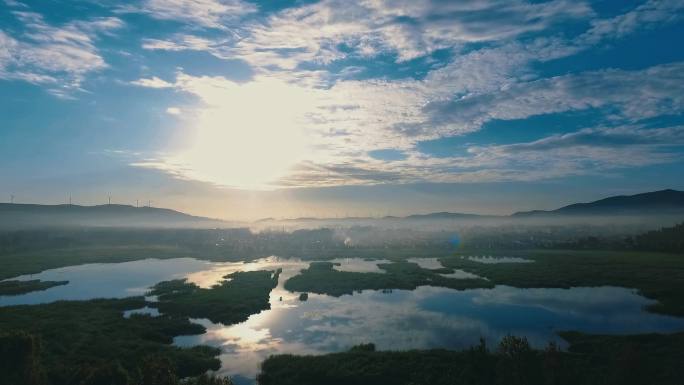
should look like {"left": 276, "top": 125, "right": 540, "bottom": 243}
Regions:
{"left": 3, "top": 0, "right": 684, "bottom": 189}
{"left": 0, "top": 4, "right": 123, "bottom": 97}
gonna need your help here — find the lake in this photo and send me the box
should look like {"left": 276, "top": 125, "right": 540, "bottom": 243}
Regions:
{"left": 2, "top": 256, "right": 684, "bottom": 384}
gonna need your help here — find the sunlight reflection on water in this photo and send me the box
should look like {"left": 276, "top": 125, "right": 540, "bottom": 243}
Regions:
{"left": 2, "top": 256, "right": 684, "bottom": 385}
{"left": 174, "top": 283, "right": 684, "bottom": 384}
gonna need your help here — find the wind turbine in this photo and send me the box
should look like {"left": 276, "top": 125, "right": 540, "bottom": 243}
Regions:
{"left": 10, "top": 194, "right": 14, "bottom": 204}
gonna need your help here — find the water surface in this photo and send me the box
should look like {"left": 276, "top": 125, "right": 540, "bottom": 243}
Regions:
{"left": 174, "top": 284, "right": 684, "bottom": 384}
{"left": 407, "top": 257, "right": 483, "bottom": 279}
{"left": 2, "top": 256, "right": 683, "bottom": 385}
{"left": 465, "top": 256, "right": 533, "bottom": 264}
{"left": 0, "top": 258, "right": 213, "bottom": 306}
{"left": 124, "top": 306, "right": 160, "bottom": 318}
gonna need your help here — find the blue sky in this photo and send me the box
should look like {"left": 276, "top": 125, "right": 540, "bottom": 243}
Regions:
{"left": 1, "top": 0, "right": 684, "bottom": 220}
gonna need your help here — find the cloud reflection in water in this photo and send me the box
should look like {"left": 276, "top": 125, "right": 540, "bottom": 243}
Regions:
{"left": 175, "top": 276, "right": 684, "bottom": 382}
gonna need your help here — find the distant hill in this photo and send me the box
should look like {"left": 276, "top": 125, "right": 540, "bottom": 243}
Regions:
{"left": 256, "top": 212, "right": 492, "bottom": 223}
{"left": 0, "top": 203, "right": 224, "bottom": 229}
{"left": 512, "top": 189, "right": 684, "bottom": 217}
{"left": 404, "top": 212, "right": 486, "bottom": 220}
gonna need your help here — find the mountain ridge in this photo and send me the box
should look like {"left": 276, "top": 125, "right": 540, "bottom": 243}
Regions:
{"left": 2, "top": 189, "right": 682, "bottom": 227}
{"left": 512, "top": 189, "right": 684, "bottom": 217}
{"left": 0, "top": 203, "right": 223, "bottom": 228}
{"left": 257, "top": 189, "right": 684, "bottom": 222}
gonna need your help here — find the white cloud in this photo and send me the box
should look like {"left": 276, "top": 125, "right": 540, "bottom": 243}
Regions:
{"left": 166, "top": 106, "right": 182, "bottom": 115}
{"left": 141, "top": 0, "right": 591, "bottom": 69}
{"left": 131, "top": 76, "right": 174, "bottom": 88}
{"left": 126, "top": 0, "right": 257, "bottom": 28}
{"left": 129, "top": 60, "right": 684, "bottom": 188}
{"left": 422, "top": 62, "right": 684, "bottom": 134}
{"left": 239, "top": 0, "right": 589, "bottom": 68}
{"left": 278, "top": 125, "right": 684, "bottom": 186}
{"left": 579, "top": 0, "right": 684, "bottom": 44}
{"left": 494, "top": 125, "right": 684, "bottom": 152}
{"left": 137, "top": 0, "right": 679, "bottom": 85}
{"left": 125, "top": 0, "right": 684, "bottom": 188}
{"left": 142, "top": 34, "right": 218, "bottom": 51}
{"left": 0, "top": 31, "right": 17, "bottom": 69}
{"left": 0, "top": 9, "right": 123, "bottom": 94}
{"left": 4, "top": 0, "right": 26, "bottom": 7}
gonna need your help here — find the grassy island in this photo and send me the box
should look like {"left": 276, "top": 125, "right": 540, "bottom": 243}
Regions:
{"left": 258, "top": 333, "right": 684, "bottom": 385}
{"left": 0, "top": 297, "right": 220, "bottom": 384}
{"left": 440, "top": 249, "right": 684, "bottom": 316}
{"left": 0, "top": 279, "right": 68, "bottom": 296}
{"left": 284, "top": 261, "right": 492, "bottom": 296}
{"left": 150, "top": 269, "right": 281, "bottom": 325}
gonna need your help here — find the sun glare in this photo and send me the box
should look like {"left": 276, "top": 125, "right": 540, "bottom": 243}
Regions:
{"left": 171, "top": 77, "right": 316, "bottom": 189}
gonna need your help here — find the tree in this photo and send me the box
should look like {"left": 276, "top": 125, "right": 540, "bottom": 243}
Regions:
{"left": 182, "top": 374, "right": 234, "bottom": 385}
{"left": 0, "top": 330, "right": 46, "bottom": 385}
{"left": 349, "top": 343, "right": 376, "bottom": 352}
{"left": 496, "top": 335, "right": 541, "bottom": 385}
{"left": 458, "top": 338, "right": 495, "bottom": 385}
{"left": 140, "top": 357, "right": 179, "bottom": 385}
{"left": 80, "top": 362, "right": 131, "bottom": 385}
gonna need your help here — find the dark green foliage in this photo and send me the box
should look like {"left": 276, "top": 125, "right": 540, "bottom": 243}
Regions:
{"left": 182, "top": 374, "right": 234, "bottom": 385}
{"left": 257, "top": 333, "right": 684, "bottom": 385}
{"left": 0, "top": 243, "right": 192, "bottom": 280}
{"left": 284, "top": 261, "right": 493, "bottom": 296}
{"left": 0, "top": 220, "right": 680, "bottom": 282}
{"left": 632, "top": 222, "right": 684, "bottom": 253}
{"left": 457, "top": 338, "right": 495, "bottom": 385}
{"left": 0, "top": 331, "right": 235, "bottom": 385}
{"left": 549, "top": 222, "right": 684, "bottom": 252}
{"left": 0, "top": 267, "right": 279, "bottom": 384}
{"left": 496, "top": 336, "right": 541, "bottom": 385}
{"left": 0, "top": 279, "right": 68, "bottom": 295}
{"left": 1, "top": 224, "right": 683, "bottom": 385}
{"left": 0, "top": 331, "right": 46, "bottom": 385}
{"left": 139, "top": 357, "right": 179, "bottom": 385}
{"left": 0, "top": 227, "right": 453, "bottom": 280}
{"left": 150, "top": 269, "right": 280, "bottom": 324}
{"left": 79, "top": 361, "right": 131, "bottom": 385}
{"left": 442, "top": 249, "right": 684, "bottom": 316}
{"left": 560, "top": 332, "right": 684, "bottom": 385}
{"left": 349, "top": 343, "right": 375, "bottom": 352}
{"left": 71, "top": 356, "right": 235, "bottom": 385}
{"left": 0, "top": 298, "right": 219, "bottom": 385}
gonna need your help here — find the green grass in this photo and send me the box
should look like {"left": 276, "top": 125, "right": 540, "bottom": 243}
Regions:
{"left": 0, "top": 279, "right": 68, "bottom": 295}
{"left": 283, "top": 249, "right": 684, "bottom": 316}
{"left": 150, "top": 269, "right": 281, "bottom": 324}
{"left": 441, "top": 249, "right": 684, "bottom": 316}
{"left": 0, "top": 297, "right": 220, "bottom": 385}
{"left": 0, "top": 227, "right": 456, "bottom": 281}
{"left": 0, "top": 243, "right": 453, "bottom": 281}
{"left": 1, "top": 245, "right": 683, "bottom": 384}
{"left": 284, "top": 261, "right": 493, "bottom": 296}
{"left": 4, "top": 246, "right": 681, "bottom": 317}
{"left": 0, "top": 268, "right": 283, "bottom": 384}
{"left": 257, "top": 333, "right": 684, "bottom": 385}
{"left": 0, "top": 245, "right": 194, "bottom": 280}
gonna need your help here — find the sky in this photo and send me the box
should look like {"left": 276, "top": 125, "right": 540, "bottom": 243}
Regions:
{"left": 1, "top": 0, "right": 684, "bottom": 220}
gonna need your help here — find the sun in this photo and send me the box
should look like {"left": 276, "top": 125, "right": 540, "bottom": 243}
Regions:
{"left": 168, "top": 76, "right": 316, "bottom": 189}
